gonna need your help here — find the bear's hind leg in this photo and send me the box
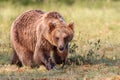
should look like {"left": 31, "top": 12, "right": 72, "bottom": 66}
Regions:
{"left": 11, "top": 49, "right": 22, "bottom": 67}
{"left": 19, "top": 50, "right": 34, "bottom": 67}
{"left": 14, "top": 44, "right": 35, "bottom": 67}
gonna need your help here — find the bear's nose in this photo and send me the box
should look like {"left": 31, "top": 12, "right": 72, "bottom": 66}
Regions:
{"left": 59, "top": 47, "right": 64, "bottom": 51}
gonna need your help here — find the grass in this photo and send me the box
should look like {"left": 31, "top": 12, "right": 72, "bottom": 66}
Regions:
{"left": 0, "top": 64, "right": 119, "bottom": 80}
{"left": 0, "top": 0, "right": 120, "bottom": 80}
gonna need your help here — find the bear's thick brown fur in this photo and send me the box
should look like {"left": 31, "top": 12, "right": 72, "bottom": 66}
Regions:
{"left": 10, "top": 10, "right": 74, "bottom": 70}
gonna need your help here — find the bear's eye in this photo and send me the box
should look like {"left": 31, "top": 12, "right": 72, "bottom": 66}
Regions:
{"left": 64, "top": 36, "right": 68, "bottom": 42}
{"left": 56, "top": 37, "right": 59, "bottom": 40}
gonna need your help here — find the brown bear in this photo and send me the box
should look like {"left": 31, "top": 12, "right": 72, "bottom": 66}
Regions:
{"left": 10, "top": 10, "right": 74, "bottom": 70}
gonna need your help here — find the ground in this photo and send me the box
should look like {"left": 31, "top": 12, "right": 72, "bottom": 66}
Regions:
{"left": 0, "top": 0, "right": 120, "bottom": 80}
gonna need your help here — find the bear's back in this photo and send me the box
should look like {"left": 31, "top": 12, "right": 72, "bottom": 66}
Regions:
{"left": 13, "top": 10, "right": 44, "bottom": 29}
{"left": 11, "top": 10, "right": 44, "bottom": 52}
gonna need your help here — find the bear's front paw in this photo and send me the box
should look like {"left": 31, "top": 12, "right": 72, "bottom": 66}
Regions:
{"left": 46, "top": 62, "right": 55, "bottom": 70}
{"left": 46, "top": 60, "right": 55, "bottom": 70}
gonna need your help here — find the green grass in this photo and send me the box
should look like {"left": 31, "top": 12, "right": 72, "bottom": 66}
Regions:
{"left": 0, "top": 0, "right": 120, "bottom": 80}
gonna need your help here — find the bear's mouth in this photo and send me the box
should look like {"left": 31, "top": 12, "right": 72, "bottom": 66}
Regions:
{"left": 57, "top": 47, "right": 65, "bottom": 53}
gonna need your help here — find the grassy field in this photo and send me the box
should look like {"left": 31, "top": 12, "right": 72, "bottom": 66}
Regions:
{"left": 0, "top": 0, "right": 120, "bottom": 80}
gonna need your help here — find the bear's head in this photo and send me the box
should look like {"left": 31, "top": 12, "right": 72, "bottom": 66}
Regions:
{"left": 43, "top": 12, "right": 74, "bottom": 53}
{"left": 51, "top": 22, "right": 74, "bottom": 53}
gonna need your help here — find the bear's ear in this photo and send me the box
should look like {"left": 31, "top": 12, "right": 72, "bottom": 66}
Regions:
{"left": 49, "top": 22, "right": 56, "bottom": 33}
{"left": 68, "top": 22, "right": 74, "bottom": 30}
